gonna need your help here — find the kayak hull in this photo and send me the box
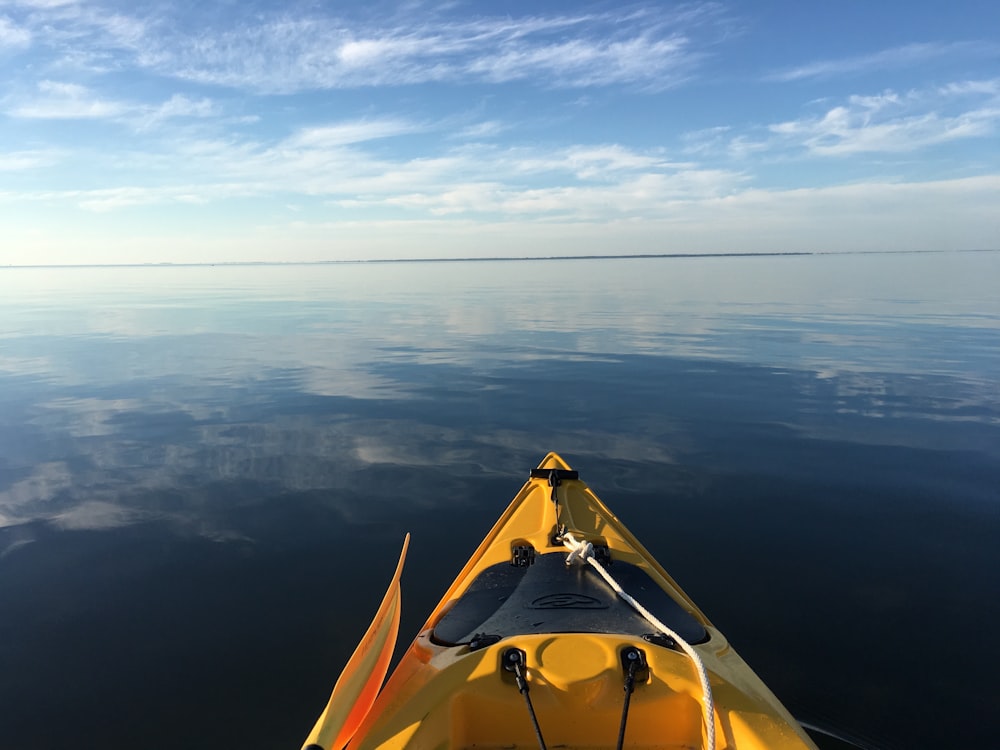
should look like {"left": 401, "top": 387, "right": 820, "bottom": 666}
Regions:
{"left": 321, "top": 453, "right": 818, "bottom": 749}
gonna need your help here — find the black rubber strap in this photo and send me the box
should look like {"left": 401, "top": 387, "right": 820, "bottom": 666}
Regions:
{"left": 529, "top": 469, "right": 579, "bottom": 481}
{"left": 617, "top": 647, "right": 648, "bottom": 750}
{"left": 617, "top": 659, "right": 637, "bottom": 750}
{"left": 503, "top": 648, "right": 548, "bottom": 750}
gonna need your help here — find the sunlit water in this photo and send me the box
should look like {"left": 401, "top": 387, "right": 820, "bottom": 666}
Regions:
{"left": 1, "top": 253, "right": 998, "bottom": 749}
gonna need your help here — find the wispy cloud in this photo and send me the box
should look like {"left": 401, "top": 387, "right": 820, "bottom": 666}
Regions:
{"left": 6, "top": 80, "right": 222, "bottom": 128}
{"left": 133, "top": 94, "right": 219, "bottom": 130}
{"left": 0, "top": 15, "right": 31, "bottom": 48}
{"left": 771, "top": 107, "right": 997, "bottom": 156}
{"left": 0, "top": 179, "right": 266, "bottom": 211}
{"left": 151, "top": 93, "right": 216, "bottom": 120}
{"left": 938, "top": 79, "right": 1000, "bottom": 98}
{"left": 221, "top": 128, "right": 745, "bottom": 213}
{"left": 9, "top": 64, "right": 999, "bottom": 217}
{"left": 5, "top": 174, "right": 999, "bottom": 262}
{"left": 769, "top": 85, "right": 1000, "bottom": 155}
{"left": 285, "top": 118, "right": 423, "bottom": 148}
{"left": 463, "top": 31, "right": 694, "bottom": 88}
{"left": 73, "top": 183, "right": 264, "bottom": 211}
{"left": 349, "top": 168, "right": 748, "bottom": 218}
{"left": 681, "top": 126, "right": 770, "bottom": 160}
{"left": 682, "top": 79, "right": 1000, "bottom": 159}
{"left": 4, "top": 1, "right": 81, "bottom": 8}
{"left": 8, "top": 79, "right": 126, "bottom": 118}
{"left": 453, "top": 120, "right": 511, "bottom": 140}
{"left": 0, "top": 112, "right": 746, "bottom": 219}
{"left": 0, "top": 148, "right": 60, "bottom": 170}
{"left": 767, "top": 41, "right": 998, "bottom": 82}
{"left": 3, "top": 3, "right": 726, "bottom": 94}
{"left": 2, "top": 0, "right": 146, "bottom": 77}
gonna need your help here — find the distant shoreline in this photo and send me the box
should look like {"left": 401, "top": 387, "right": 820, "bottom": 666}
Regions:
{"left": 3, "top": 247, "right": 997, "bottom": 269}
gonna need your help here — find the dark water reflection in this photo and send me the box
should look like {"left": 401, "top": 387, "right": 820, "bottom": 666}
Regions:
{"left": 1, "top": 254, "right": 998, "bottom": 749}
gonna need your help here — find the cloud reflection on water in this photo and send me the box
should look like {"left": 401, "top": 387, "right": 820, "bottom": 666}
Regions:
{"left": 0, "top": 257, "right": 998, "bottom": 750}
{"left": 0, "top": 253, "right": 997, "bottom": 541}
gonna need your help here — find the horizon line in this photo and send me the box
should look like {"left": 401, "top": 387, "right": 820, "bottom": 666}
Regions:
{"left": 3, "top": 247, "right": 997, "bottom": 270}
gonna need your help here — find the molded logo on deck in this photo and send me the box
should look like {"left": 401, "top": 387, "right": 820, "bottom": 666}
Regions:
{"left": 529, "top": 593, "right": 607, "bottom": 609}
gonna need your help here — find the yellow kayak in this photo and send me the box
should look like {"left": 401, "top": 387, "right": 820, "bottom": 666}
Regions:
{"left": 305, "top": 452, "right": 819, "bottom": 750}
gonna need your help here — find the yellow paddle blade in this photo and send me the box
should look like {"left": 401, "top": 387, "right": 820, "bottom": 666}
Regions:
{"left": 302, "top": 533, "right": 409, "bottom": 750}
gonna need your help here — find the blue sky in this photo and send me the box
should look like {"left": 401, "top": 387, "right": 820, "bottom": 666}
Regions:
{"left": 1, "top": 0, "right": 998, "bottom": 264}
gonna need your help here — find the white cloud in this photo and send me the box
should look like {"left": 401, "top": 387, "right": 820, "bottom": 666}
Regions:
{"left": 726, "top": 136, "right": 769, "bottom": 160}
{"left": 357, "top": 168, "right": 746, "bottom": 218}
{"left": 189, "top": 174, "right": 1000, "bottom": 258}
{"left": 938, "top": 78, "right": 1000, "bottom": 98}
{"left": 0, "top": 3, "right": 716, "bottom": 132}
{"left": 4, "top": 1, "right": 79, "bottom": 7}
{"left": 74, "top": 186, "right": 180, "bottom": 211}
{"left": 770, "top": 90, "right": 1000, "bottom": 155}
{"left": 466, "top": 33, "right": 693, "bottom": 88}
{"left": 70, "top": 182, "right": 263, "bottom": 211}
{"left": 767, "top": 41, "right": 998, "bottom": 82}
{"left": 6, "top": 83, "right": 995, "bottom": 227}
{"left": 286, "top": 118, "right": 421, "bottom": 148}
{"left": 680, "top": 126, "right": 731, "bottom": 155}
{"left": 154, "top": 93, "right": 216, "bottom": 119}
{"left": 9, "top": 79, "right": 126, "bottom": 118}
{"left": 1, "top": 1, "right": 147, "bottom": 78}
{"left": 563, "top": 145, "right": 676, "bottom": 177}
{"left": 0, "top": 148, "right": 59, "bottom": 170}
{"left": 502, "top": 145, "right": 674, "bottom": 180}
{"left": 132, "top": 93, "right": 219, "bottom": 129}
{"left": 89, "top": 8, "right": 144, "bottom": 48}
{"left": 3, "top": 173, "right": 998, "bottom": 264}
{"left": 0, "top": 181, "right": 264, "bottom": 211}
{"left": 183, "top": 126, "right": 744, "bottom": 217}
{"left": 6, "top": 81, "right": 222, "bottom": 130}
{"left": 1, "top": 74, "right": 997, "bottom": 227}
{"left": 0, "top": 121, "right": 749, "bottom": 220}
{"left": 134, "top": 7, "right": 719, "bottom": 93}
{"left": 454, "top": 120, "right": 509, "bottom": 140}
{"left": 0, "top": 15, "right": 31, "bottom": 48}
{"left": 682, "top": 80, "right": 1000, "bottom": 160}
{"left": 336, "top": 36, "right": 437, "bottom": 68}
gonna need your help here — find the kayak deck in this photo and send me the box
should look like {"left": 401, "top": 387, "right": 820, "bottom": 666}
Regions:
{"left": 321, "top": 453, "right": 818, "bottom": 749}
{"left": 431, "top": 551, "right": 708, "bottom": 646}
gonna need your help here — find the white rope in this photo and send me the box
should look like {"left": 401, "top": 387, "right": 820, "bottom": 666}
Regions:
{"left": 562, "top": 532, "right": 715, "bottom": 750}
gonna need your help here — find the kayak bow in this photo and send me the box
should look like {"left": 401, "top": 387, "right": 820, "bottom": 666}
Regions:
{"left": 306, "top": 453, "right": 818, "bottom": 749}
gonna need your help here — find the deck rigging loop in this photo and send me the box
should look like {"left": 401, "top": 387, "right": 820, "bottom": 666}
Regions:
{"left": 502, "top": 647, "right": 548, "bottom": 750}
{"left": 560, "top": 531, "right": 716, "bottom": 750}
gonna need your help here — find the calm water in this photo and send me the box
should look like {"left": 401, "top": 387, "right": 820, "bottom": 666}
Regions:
{"left": 1, "top": 253, "right": 998, "bottom": 750}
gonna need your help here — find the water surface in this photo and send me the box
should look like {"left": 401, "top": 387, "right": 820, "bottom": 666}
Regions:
{"left": 1, "top": 253, "right": 998, "bottom": 749}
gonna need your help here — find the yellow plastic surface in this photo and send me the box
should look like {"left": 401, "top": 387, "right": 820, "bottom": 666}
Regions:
{"left": 324, "top": 454, "right": 818, "bottom": 749}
